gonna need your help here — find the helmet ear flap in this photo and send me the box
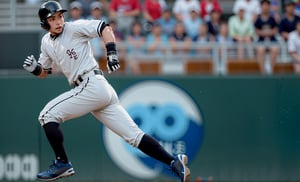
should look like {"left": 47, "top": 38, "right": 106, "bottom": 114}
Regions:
{"left": 40, "top": 19, "right": 50, "bottom": 30}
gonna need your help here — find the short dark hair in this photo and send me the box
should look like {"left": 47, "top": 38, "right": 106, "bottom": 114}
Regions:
{"left": 260, "top": 0, "right": 271, "bottom": 5}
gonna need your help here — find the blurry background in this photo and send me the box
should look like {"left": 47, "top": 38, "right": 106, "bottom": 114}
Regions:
{"left": 1, "top": 0, "right": 300, "bottom": 182}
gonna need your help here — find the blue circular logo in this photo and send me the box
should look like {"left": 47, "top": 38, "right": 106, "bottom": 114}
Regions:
{"left": 102, "top": 80, "right": 204, "bottom": 179}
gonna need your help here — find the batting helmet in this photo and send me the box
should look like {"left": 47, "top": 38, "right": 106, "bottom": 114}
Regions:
{"left": 38, "top": 1, "right": 67, "bottom": 30}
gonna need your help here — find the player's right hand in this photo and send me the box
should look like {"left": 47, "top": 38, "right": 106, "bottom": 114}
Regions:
{"left": 23, "top": 55, "right": 38, "bottom": 73}
{"left": 106, "top": 51, "right": 120, "bottom": 74}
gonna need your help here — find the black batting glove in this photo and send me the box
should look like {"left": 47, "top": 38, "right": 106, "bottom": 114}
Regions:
{"left": 106, "top": 43, "right": 120, "bottom": 74}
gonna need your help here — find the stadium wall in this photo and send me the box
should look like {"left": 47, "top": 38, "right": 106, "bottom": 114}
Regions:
{"left": 0, "top": 75, "right": 300, "bottom": 182}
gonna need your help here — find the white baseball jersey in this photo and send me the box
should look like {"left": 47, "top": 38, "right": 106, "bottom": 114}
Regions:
{"left": 39, "top": 19, "right": 104, "bottom": 85}
{"left": 288, "top": 30, "right": 300, "bottom": 55}
{"left": 37, "top": 19, "right": 144, "bottom": 148}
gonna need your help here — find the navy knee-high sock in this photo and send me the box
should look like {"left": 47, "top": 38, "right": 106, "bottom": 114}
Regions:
{"left": 43, "top": 122, "right": 68, "bottom": 163}
{"left": 138, "top": 134, "right": 174, "bottom": 165}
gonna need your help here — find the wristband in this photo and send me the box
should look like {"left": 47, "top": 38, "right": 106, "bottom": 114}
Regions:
{"left": 31, "top": 63, "right": 42, "bottom": 76}
{"left": 105, "top": 42, "right": 117, "bottom": 53}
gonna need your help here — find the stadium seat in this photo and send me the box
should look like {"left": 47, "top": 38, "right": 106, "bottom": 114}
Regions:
{"left": 273, "top": 62, "right": 294, "bottom": 74}
{"left": 184, "top": 59, "right": 213, "bottom": 74}
{"left": 227, "top": 59, "right": 261, "bottom": 74}
{"left": 98, "top": 57, "right": 127, "bottom": 74}
{"left": 137, "top": 61, "right": 162, "bottom": 75}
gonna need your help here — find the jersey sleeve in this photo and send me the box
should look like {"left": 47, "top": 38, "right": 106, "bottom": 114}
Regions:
{"left": 72, "top": 19, "right": 106, "bottom": 38}
{"left": 38, "top": 37, "right": 52, "bottom": 69}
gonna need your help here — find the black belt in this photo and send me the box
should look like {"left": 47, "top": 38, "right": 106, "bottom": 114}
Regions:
{"left": 72, "top": 69, "right": 103, "bottom": 87}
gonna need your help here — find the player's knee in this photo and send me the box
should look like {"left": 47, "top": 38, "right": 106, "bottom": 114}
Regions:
{"left": 38, "top": 110, "right": 62, "bottom": 126}
{"left": 124, "top": 132, "right": 145, "bottom": 147}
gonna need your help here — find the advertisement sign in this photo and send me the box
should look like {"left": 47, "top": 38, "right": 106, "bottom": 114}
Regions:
{"left": 103, "top": 80, "right": 204, "bottom": 180}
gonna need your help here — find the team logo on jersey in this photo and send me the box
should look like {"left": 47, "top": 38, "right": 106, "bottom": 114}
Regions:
{"left": 66, "top": 48, "right": 78, "bottom": 60}
{"left": 102, "top": 80, "right": 204, "bottom": 180}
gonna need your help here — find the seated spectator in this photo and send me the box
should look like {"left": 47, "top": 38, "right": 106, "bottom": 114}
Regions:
{"left": 217, "top": 22, "right": 234, "bottom": 60}
{"left": 279, "top": 0, "right": 300, "bottom": 41}
{"left": 157, "top": 7, "right": 177, "bottom": 36}
{"left": 233, "top": 0, "right": 261, "bottom": 21}
{"left": 87, "top": 1, "right": 107, "bottom": 22}
{"left": 288, "top": 20, "right": 300, "bottom": 73}
{"left": 88, "top": 1, "right": 107, "bottom": 63}
{"left": 217, "top": 22, "right": 232, "bottom": 43}
{"left": 169, "top": 22, "right": 192, "bottom": 54}
{"left": 145, "top": 23, "right": 169, "bottom": 55}
{"left": 254, "top": 0, "right": 278, "bottom": 74}
{"left": 68, "top": 1, "right": 84, "bottom": 22}
{"left": 77, "top": 0, "right": 107, "bottom": 18}
{"left": 200, "top": 0, "right": 222, "bottom": 22}
{"left": 143, "top": 0, "right": 166, "bottom": 26}
{"left": 229, "top": 3, "right": 255, "bottom": 59}
{"left": 183, "top": 7, "right": 203, "bottom": 40}
{"left": 126, "top": 21, "right": 146, "bottom": 54}
{"left": 193, "top": 23, "right": 212, "bottom": 55}
{"left": 109, "top": 0, "right": 141, "bottom": 35}
{"left": 173, "top": 0, "right": 200, "bottom": 22}
{"left": 207, "top": 8, "right": 222, "bottom": 40}
{"left": 126, "top": 21, "right": 146, "bottom": 73}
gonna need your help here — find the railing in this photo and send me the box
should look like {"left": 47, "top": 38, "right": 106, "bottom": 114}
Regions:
{"left": 115, "top": 41, "right": 293, "bottom": 75}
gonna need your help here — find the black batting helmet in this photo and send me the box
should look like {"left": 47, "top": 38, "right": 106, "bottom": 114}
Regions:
{"left": 38, "top": 1, "right": 67, "bottom": 30}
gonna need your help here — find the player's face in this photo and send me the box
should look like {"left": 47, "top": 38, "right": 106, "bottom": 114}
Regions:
{"left": 47, "top": 12, "right": 65, "bottom": 35}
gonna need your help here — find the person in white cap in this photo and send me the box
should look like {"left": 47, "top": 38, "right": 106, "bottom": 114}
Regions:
{"left": 229, "top": 1, "right": 255, "bottom": 59}
{"left": 233, "top": 0, "right": 261, "bottom": 21}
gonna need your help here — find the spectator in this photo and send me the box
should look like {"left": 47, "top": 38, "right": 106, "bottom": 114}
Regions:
{"left": 126, "top": 21, "right": 145, "bottom": 54}
{"left": 68, "top": 1, "right": 84, "bottom": 21}
{"left": 217, "top": 22, "right": 232, "bottom": 43}
{"left": 143, "top": 0, "right": 167, "bottom": 25}
{"left": 109, "top": 0, "right": 141, "bottom": 34}
{"left": 87, "top": 1, "right": 107, "bottom": 21}
{"left": 169, "top": 22, "right": 192, "bottom": 53}
{"left": 173, "top": 0, "right": 200, "bottom": 22}
{"left": 145, "top": 22, "right": 169, "bottom": 55}
{"left": 77, "top": 0, "right": 96, "bottom": 18}
{"left": 76, "top": 0, "right": 108, "bottom": 18}
{"left": 200, "top": 0, "right": 222, "bottom": 22}
{"left": 233, "top": 0, "right": 261, "bottom": 21}
{"left": 88, "top": 1, "right": 107, "bottom": 63}
{"left": 193, "top": 23, "right": 212, "bottom": 55}
{"left": 126, "top": 21, "right": 146, "bottom": 73}
{"left": 207, "top": 8, "right": 222, "bottom": 40}
{"left": 254, "top": 0, "right": 279, "bottom": 74}
{"left": 279, "top": 0, "right": 300, "bottom": 41}
{"left": 157, "top": 7, "right": 177, "bottom": 36}
{"left": 229, "top": 2, "right": 255, "bottom": 59}
{"left": 288, "top": 20, "right": 300, "bottom": 73}
{"left": 183, "top": 7, "right": 203, "bottom": 40}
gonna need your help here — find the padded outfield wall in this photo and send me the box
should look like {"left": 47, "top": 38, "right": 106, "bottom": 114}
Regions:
{"left": 0, "top": 75, "right": 300, "bottom": 182}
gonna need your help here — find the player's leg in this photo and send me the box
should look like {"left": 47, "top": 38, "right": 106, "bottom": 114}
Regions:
{"left": 92, "top": 86, "right": 190, "bottom": 181}
{"left": 37, "top": 78, "right": 110, "bottom": 180}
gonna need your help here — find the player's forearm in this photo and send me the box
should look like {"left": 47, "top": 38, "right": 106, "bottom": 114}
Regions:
{"left": 102, "top": 26, "right": 116, "bottom": 44}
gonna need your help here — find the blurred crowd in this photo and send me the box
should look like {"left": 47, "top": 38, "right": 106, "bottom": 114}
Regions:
{"left": 20, "top": 0, "right": 300, "bottom": 74}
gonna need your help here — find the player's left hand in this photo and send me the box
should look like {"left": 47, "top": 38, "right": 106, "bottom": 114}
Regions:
{"left": 106, "top": 51, "right": 120, "bottom": 74}
{"left": 23, "top": 55, "right": 38, "bottom": 73}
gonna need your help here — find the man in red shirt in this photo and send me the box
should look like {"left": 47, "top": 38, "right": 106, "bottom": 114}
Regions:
{"left": 143, "top": 0, "right": 166, "bottom": 23}
{"left": 109, "top": 0, "right": 141, "bottom": 35}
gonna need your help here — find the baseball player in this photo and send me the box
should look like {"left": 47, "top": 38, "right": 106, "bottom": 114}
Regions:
{"left": 23, "top": 1, "right": 190, "bottom": 182}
